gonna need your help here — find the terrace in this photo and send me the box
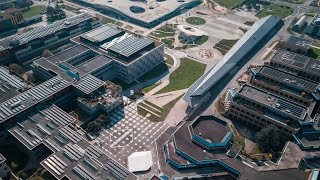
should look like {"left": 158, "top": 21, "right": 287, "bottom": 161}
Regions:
{"left": 77, "top": 81, "right": 123, "bottom": 114}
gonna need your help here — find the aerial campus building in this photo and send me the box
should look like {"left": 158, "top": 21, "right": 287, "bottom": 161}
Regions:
{"left": 183, "top": 15, "right": 282, "bottom": 108}
{"left": 34, "top": 24, "right": 164, "bottom": 84}
{"left": 0, "top": 17, "right": 164, "bottom": 180}
{"left": 0, "top": 13, "right": 101, "bottom": 65}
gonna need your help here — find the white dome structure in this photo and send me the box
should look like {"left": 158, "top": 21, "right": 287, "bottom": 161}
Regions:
{"left": 178, "top": 25, "right": 205, "bottom": 42}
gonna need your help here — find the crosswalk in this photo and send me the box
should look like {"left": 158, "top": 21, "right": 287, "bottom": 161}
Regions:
{"left": 94, "top": 102, "right": 170, "bottom": 166}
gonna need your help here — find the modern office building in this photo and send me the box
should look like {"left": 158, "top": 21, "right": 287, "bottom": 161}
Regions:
{"left": 0, "top": 8, "right": 23, "bottom": 32}
{"left": 226, "top": 84, "right": 311, "bottom": 137}
{"left": 34, "top": 24, "right": 164, "bottom": 84}
{"left": 305, "top": 13, "right": 320, "bottom": 36}
{"left": 249, "top": 65, "right": 320, "bottom": 106}
{"left": 161, "top": 115, "right": 307, "bottom": 179}
{"left": 292, "top": 15, "right": 307, "bottom": 32}
{"left": 269, "top": 49, "right": 320, "bottom": 82}
{"left": 283, "top": 36, "right": 312, "bottom": 54}
{"left": 0, "top": 13, "right": 101, "bottom": 65}
{"left": 184, "top": 15, "right": 282, "bottom": 108}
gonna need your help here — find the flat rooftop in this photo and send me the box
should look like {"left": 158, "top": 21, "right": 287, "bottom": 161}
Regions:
{"left": 257, "top": 65, "right": 318, "bottom": 93}
{"left": 0, "top": 67, "right": 25, "bottom": 102}
{"left": 6, "top": 104, "right": 137, "bottom": 180}
{"left": 34, "top": 44, "right": 113, "bottom": 78}
{"left": 72, "top": 25, "right": 162, "bottom": 65}
{"left": 173, "top": 122, "right": 228, "bottom": 162}
{"left": 0, "top": 13, "right": 94, "bottom": 50}
{"left": 238, "top": 85, "right": 308, "bottom": 120}
{"left": 81, "top": 25, "right": 124, "bottom": 44}
{"left": 271, "top": 49, "right": 320, "bottom": 77}
{"left": 191, "top": 116, "right": 230, "bottom": 143}
{"left": 286, "top": 36, "right": 312, "bottom": 49}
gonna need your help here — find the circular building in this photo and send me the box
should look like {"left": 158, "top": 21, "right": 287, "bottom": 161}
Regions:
{"left": 178, "top": 25, "right": 204, "bottom": 43}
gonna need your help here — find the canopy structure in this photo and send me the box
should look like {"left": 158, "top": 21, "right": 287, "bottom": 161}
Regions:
{"left": 127, "top": 151, "right": 153, "bottom": 172}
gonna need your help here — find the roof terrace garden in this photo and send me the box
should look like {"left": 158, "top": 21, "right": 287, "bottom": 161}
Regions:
{"left": 190, "top": 116, "right": 233, "bottom": 150}
{"left": 78, "top": 81, "right": 122, "bottom": 107}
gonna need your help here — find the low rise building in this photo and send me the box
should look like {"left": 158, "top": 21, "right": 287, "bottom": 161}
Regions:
{"left": 292, "top": 15, "right": 307, "bottom": 32}
{"left": 0, "top": 153, "right": 10, "bottom": 179}
{"left": 0, "top": 13, "right": 101, "bottom": 65}
{"left": 269, "top": 49, "right": 320, "bottom": 82}
{"left": 250, "top": 65, "right": 320, "bottom": 107}
{"left": 0, "top": 8, "right": 23, "bottom": 32}
{"left": 77, "top": 81, "right": 123, "bottom": 115}
{"left": 305, "top": 13, "right": 320, "bottom": 36}
{"left": 227, "top": 84, "right": 311, "bottom": 137}
{"left": 34, "top": 24, "right": 164, "bottom": 84}
{"left": 283, "top": 36, "right": 312, "bottom": 54}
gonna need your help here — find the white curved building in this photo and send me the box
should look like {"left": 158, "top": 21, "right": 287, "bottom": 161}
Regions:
{"left": 178, "top": 25, "right": 205, "bottom": 42}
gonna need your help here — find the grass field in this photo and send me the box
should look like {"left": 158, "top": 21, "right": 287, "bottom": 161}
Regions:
{"left": 157, "top": 58, "right": 206, "bottom": 94}
{"left": 22, "top": 5, "right": 46, "bottom": 18}
{"left": 164, "top": 54, "right": 174, "bottom": 66}
{"left": 161, "top": 39, "right": 174, "bottom": 49}
{"left": 186, "top": 17, "right": 206, "bottom": 25}
{"left": 256, "top": 4, "right": 294, "bottom": 19}
{"left": 307, "top": 47, "right": 320, "bottom": 59}
{"left": 283, "top": 0, "right": 306, "bottom": 3}
{"left": 212, "top": 0, "right": 247, "bottom": 9}
{"left": 195, "top": 35, "right": 209, "bottom": 45}
{"left": 230, "top": 125, "right": 245, "bottom": 149}
{"left": 152, "top": 31, "right": 175, "bottom": 38}
{"left": 143, "top": 82, "right": 161, "bottom": 93}
{"left": 157, "top": 24, "right": 177, "bottom": 32}
{"left": 138, "top": 63, "right": 169, "bottom": 82}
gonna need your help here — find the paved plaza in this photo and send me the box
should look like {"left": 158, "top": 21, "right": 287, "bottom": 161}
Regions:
{"left": 93, "top": 102, "right": 170, "bottom": 168}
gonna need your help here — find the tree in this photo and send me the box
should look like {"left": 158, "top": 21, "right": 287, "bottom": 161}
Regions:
{"left": 255, "top": 125, "right": 282, "bottom": 153}
{"left": 42, "top": 49, "right": 53, "bottom": 58}
{"left": 26, "top": 72, "right": 36, "bottom": 83}
{"left": 9, "top": 63, "right": 24, "bottom": 75}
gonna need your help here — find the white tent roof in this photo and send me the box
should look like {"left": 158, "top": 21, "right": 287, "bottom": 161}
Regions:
{"left": 127, "top": 151, "right": 153, "bottom": 172}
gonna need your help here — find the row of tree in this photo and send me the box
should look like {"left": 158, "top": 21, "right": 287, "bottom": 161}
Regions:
{"left": 46, "top": 4, "right": 66, "bottom": 22}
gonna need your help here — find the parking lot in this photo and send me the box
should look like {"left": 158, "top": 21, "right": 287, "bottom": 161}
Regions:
{"left": 94, "top": 102, "right": 170, "bottom": 167}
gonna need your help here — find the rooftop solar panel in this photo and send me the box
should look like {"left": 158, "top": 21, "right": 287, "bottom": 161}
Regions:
{"left": 108, "top": 35, "right": 153, "bottom": 57}
{"left": 82, "top": 25, "right": 123, "bottom": 43}
{"left": 11, "top": 13, "right": 93, "bottom": 45}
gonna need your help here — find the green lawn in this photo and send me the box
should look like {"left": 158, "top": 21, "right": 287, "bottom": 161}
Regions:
{"left": 256, "top": 4, "right": 294, "bottom": 19}
{"left": 307, "top": 47, "right": 320, "bottom": 59}
{"left": 161, "top": 39, "right": 174, "bottom": 49}
{"left": 283, "top": 0, "right": 306, "bottom": 3}
{"left": 212, "top": 0, "right": 247, "bottom": 9}
{"left": 138, "top": 63, "right": 169, "bottom": 82}
{"left": 157, "top": 24, "right": 177, "bottom": 32}
{"left": 115, "top": 21, "right": 123, "bottom": 27}
{"left": 195, "top": 35, "right": 208, "bottom": 45}
{"left": 22, "top": 5, "right": 46, "bottom": 18}
{"left": 64, "top": 4, "right": 81, "bottom": 14}
{"left": 143, "top": 82, "right": 161, "bottom": 93}
{"left": 137, "top": 94, "right": 183, "bottom": 122}
{"left": 157, "top": 58, "right": 206, "bottom": 94}
{"left": 186, "top": 17, "right": 206, "bottom": 25}
{"left": 152, "top": 31, "right": 175, "bottom": 38}
{"left": 164, "top": 54, "right": 174, "bottom": 66}
{"left": 250, "top": 144, "right": 263, "bottom": 154}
